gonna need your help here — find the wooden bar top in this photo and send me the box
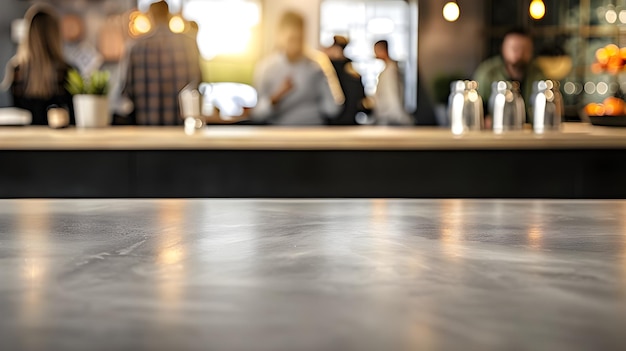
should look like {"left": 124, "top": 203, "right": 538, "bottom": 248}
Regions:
{"left": 0, "top": 123, "right": 625, "bottom": 150}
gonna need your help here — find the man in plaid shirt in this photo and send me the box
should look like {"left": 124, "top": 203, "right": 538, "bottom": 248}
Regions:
{"left": 122, "top": 1, "right": 202, "bottom": 125}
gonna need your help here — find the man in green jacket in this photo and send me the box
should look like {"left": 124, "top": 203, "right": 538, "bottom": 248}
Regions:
{"left": 473, "top": 28, "right": 545, "bottom": 125}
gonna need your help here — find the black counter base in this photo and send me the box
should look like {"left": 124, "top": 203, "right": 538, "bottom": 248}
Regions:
{"left": 1, "top": 149, "right": 625, "bottom": 198}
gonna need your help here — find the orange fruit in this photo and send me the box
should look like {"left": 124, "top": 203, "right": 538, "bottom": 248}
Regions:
{"left": 606, "top": 44, "right": 620, "bottom": 57}
{"left": 607, "top": 65, "right": 622, "bottom": 75}
{"left": 604, "top": 55, "right": 624, "bottom": 74}
{"left": 585, "top": 103, "right": 605, "bottom": 116}
{"left": 596, "top": 48, "right": 609, "bottom": 64}
{"left": 591, "top": 62, "right": 605, "bottom": 74}
{"left": 603, "top": 97, "right": 625, "bottom": 116}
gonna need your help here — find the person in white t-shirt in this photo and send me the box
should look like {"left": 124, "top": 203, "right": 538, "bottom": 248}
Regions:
{"left": 252, "top": 11, "right": 343, "bottom": 125}
{"left": 373, "top": 40, "right": 413, "bottom": 126}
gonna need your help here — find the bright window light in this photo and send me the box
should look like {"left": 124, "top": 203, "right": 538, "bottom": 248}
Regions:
{"left": 138, "top": 0, "right": 182, "bottom": 13}
{"left": 183, "top": 0, "right": 260, "bottom": 60}
{"left": 320, "top": 0, "right": 410, "bottom": 96}
{"left": 367, "top": 18, "right": 395, "bottom": 35}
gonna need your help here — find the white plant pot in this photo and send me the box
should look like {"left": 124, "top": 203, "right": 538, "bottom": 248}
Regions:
{"left": 73, "top": 94, "right": 110, "bottom": 128}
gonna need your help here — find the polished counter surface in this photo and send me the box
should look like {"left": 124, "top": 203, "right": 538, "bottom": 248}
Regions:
{"left": 0, "top": 199, "right": 625, "bottom": 351}
{"left": 0, "top": 124, "right": 624, "bottom": 150}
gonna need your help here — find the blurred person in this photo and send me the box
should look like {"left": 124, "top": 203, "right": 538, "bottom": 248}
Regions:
{"left": 252, "top": 11, "right": 343, "bottom": 125}
{"left": 187, "top": 20, "right": 199, "bottom": 40}
{"left": 120, "top": 0, "right": 202, "bottom": 125}
{"left": 472, "top": 28, "right": 545, "bottom": 123}
{"left": 2, "top": 5, "right": 75, "bottom": 125}
{"left": 325, "top": 35, "right": 368, "bottom": 125}
{"left": 372, "top": 40, "right": 413, "bottom": 126}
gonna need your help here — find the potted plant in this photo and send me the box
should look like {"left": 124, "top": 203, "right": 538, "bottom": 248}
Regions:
{"left": 66, "top": 69, "right": 110, "bottom": 128}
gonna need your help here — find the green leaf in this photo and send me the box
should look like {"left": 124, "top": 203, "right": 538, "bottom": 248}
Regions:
{"left": 65, "top": 69, "right": 110, "bottom": 96}
{"left": 65, "top": 69, "right": 85, "bottom": 95}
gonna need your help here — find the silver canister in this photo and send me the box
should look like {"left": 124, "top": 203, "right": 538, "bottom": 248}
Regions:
{"left": 449, "top": 80, "right": 484, "bottom": 135}
{"left": 530, "top": 80, "right": 563, "bottom": 134}
{"left": 489, "top": 81, "right": 525, "bottom": 134}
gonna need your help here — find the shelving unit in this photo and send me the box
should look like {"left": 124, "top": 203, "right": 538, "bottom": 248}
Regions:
{"left": 484, "top": 0, "right": 626, "bottom": 118}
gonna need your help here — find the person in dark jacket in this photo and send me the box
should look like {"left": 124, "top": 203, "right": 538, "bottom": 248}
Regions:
{"left": 2, "top": 5, "right": 75, "bottom": 125}
{"left": 325, "top": 36, "right": 368, "bottom": 125}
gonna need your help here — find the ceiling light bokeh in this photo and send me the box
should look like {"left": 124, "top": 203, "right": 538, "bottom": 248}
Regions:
{"left": 606, "top": 8, "right": 618, "bottom": 23}
{"left": 129, "top": 11, "right": 151, "bottom": 37}
{"left": 169, "top": 15, "right": 186, "bottom": 34}
{"left": 529, "top": 0, "right": 546, "bottom": 20}
{"left": 443, "top": 2, "right": 460, "bottom": 22}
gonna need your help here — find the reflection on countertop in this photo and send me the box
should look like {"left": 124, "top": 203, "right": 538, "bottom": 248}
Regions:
{"left": 0, "top": 199, "right": 625, "bottom": 351}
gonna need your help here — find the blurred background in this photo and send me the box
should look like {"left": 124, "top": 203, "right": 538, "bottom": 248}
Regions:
{"left": 1, "top": 0, "right": 625, "bottom": 123}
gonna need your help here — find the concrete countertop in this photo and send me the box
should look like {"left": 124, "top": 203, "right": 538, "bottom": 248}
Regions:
{"left": 0, "top": 198, "right": 624, "bottom": 350}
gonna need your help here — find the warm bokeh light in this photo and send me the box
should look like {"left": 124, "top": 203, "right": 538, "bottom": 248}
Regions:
{"left": 606, "top": 43, "right": 620, "bottom": 57}
{"left": 529, "top": 0, "right": 546, "bottom": 20}
{"left": 606, "top": 9, "right": 618, "bottom": 24}
{"left": 169, "top": 15, "right": 186, "bottom": 34}
{"left": 157, "top": 200, "right": 187, "bottom": 315}
{"left": 442, "top": 2, "right": 460, "bottom": 22}
{"left": 597, "top": 82, "right": 609, "bottom": 95}
{"left": 129, "top": 11, "right": 152, "bottom": 37}
{"left": 527, "top": 226, "right": 543, "bottom": 250}
{"left": 17, "top": 200, "right": 50, "bottom": 351}
{"left": 593, "top": 44, "right": 626, "bottom": 75}
{"left": 439, "top": 200, "right": 464, "bottom": 261}
{"left": 595, "top": 48, "right": 610, "bottom": 65}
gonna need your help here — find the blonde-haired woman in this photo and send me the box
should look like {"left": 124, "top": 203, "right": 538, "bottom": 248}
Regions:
{"left": 2, "top": 5, "right": 74, "bottom": 125}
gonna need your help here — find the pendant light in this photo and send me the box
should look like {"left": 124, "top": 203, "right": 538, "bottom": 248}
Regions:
{"left": 443, "top": 1, "right": 460, "bottom": 22}
{"left": 529, "top": 0, "right": 546, "bottom": 20}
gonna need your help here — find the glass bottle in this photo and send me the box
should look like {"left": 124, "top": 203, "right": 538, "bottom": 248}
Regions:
{"left": 489, "top": 81, "right": 525, "bottom": 134}
{"left": 449, "top": 80, "right": 484, "bottom": 135}
{"left": 530, "top": 80, "right": 563, "bottom": 134}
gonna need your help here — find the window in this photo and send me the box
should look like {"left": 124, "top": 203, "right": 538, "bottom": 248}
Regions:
{"left": 136, "top": 0, "right": 261, "bottom": 84}
{"left": 182, "top": 0, "right": 260, "bottom": 60}
{"left": 138, "top": 0, "right": 261, "bottom": 60}
{"left": 320, "top": 0, "right": 417, "bottom": 110}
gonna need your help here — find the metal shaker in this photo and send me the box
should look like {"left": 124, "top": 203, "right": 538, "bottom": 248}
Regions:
{"left": 530, "top": 80, "right": 563, "bottom": 134}
{"left": 449, "top": 80, "right": 484, "bottom": 135}
{"left": 489, "top": 81, "right": 526, "bottom": 134}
